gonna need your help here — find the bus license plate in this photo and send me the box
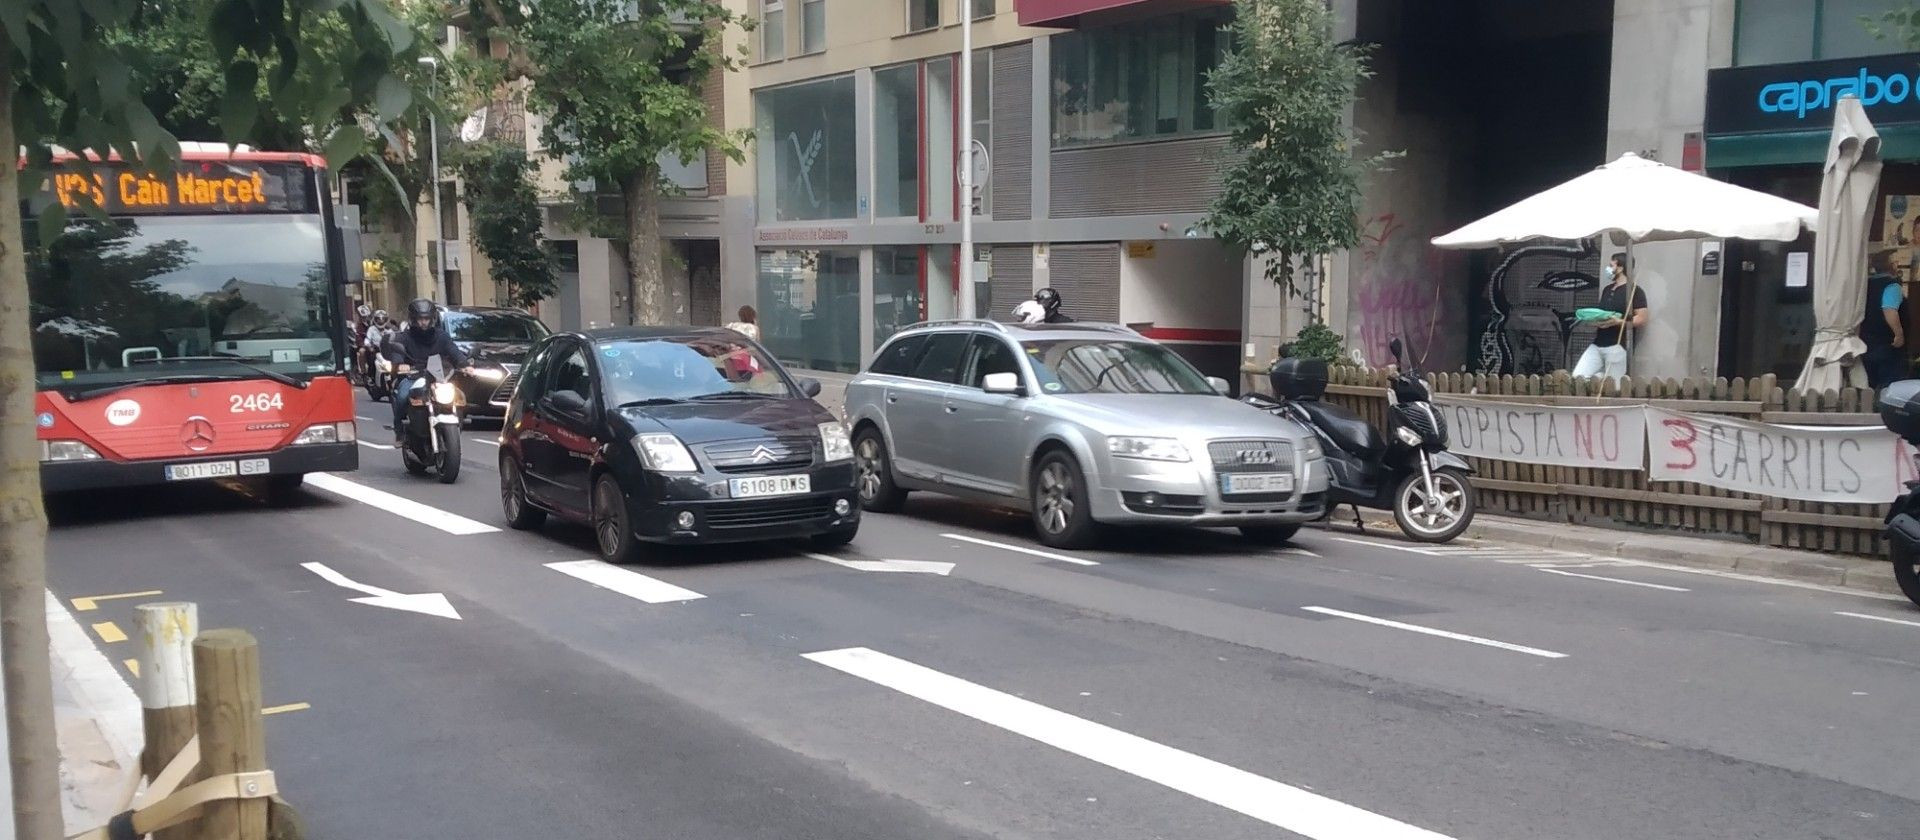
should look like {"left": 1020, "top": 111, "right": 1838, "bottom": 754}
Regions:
{"left": 1221, "top": 472, "right": 1292, "bottom": 495}
{"left": 728, "top": 475, "right": 810, "bottom": 498}
{"left": 166, "top": 461, "right": 237, "bottom": 481}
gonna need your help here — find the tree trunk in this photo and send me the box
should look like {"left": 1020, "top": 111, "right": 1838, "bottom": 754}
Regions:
{"left": 0, "top": 51, "right": 67, "bottom": 840}
{"left": 622, "top": 167, "right": 666, "bottom": 326}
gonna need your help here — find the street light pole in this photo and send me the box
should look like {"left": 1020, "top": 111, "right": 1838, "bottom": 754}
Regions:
{"left": 958, "top": 4, "right": 976, "bottom": 320}
{"left": 418, "top": 55, "right": 446, "bottom": 303}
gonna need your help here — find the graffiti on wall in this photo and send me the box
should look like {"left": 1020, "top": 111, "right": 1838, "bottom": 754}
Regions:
{"left": 1474, "top": 240, "right": 1603, "bottom": 375}
{"left": 1348, "top": 214, "right": 1464, "bottom": 369}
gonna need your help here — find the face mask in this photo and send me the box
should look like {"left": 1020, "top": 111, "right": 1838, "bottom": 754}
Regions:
{"left": 1603, "top": 266, "right": 1617, "bottom": 281}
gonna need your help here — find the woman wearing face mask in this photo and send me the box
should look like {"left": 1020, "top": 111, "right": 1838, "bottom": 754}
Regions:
{"left": 1572, "top": 253, "right": 1648, "bottom": 380}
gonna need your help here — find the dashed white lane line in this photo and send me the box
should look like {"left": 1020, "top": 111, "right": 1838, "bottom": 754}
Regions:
{"left": 1834, "top": 610, "right": 1920, "bottom": 629}
{"left": 471, "top": 437, "right": 500, "bottom": 446}
{"left": 1535, "top": 568, "right": 1691, "bottom": 592}
{"left": 805, "top": 647, "right": 1456, "bottom": 840}
{"left": 357, "top": 440, "right": 395, "bottom": 451}
{"left": 941, "top": 533, "right": 1099, "bottom": 566}
{"left": 1301, "top": 606, "right": 1569, "bottom": 659}
{"left": 305, "top": 473, "right": 499, "bottom": 535}
{"left": 545, "top": 559, "right": 706, "bottom": 603}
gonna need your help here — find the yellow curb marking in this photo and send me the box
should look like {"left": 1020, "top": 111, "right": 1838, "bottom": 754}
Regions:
{"left": 124, "top": 659, "right": 140, "bottom": 678}
{"left": 261, "top": 703, "right": 311, "bottom": 716}
{"left": 91, "top": 621, "right": 127, "bottom": 644}
{"left": 72, "top": 590, "right": 163, "bottom": 612}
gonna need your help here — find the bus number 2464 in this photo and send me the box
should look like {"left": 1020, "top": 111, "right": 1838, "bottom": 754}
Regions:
{"left": 230, "top": 393, "right": 284, "bottom": 413}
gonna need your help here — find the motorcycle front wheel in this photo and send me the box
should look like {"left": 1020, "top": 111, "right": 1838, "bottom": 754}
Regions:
{"left": 1393, "top": 465, "right": 1475, "bottom": 543}
{"left": 1892, "top": 539, "right": 1920, "bottom": 607}
{"left": 436, "top": 423, "right": 462, "bottom": 484}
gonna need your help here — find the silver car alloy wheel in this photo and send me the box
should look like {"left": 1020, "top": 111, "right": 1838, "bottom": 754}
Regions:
{"left": 1036, "top": 461, "right": 1074, "bottom": 534}
{"left": 856, "top": 437, "right": 884, "bottom": 501}
{"left": 1398, "top": 469, "right": 1467, "bottom": 537}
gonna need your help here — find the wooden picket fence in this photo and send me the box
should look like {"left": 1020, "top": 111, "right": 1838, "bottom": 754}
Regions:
{"left": 1312, "top": 367, "right": 1888, "bottom": 556}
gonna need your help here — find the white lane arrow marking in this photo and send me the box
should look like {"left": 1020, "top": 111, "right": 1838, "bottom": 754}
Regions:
{"left": 805, "top": 553, "right": 954, "bottom": 575}
{"left": 301, "top": 562, "right": 462, "bottom": 619}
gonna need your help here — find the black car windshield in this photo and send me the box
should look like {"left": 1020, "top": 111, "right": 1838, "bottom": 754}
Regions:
{"left": 443, "top": 310, "right": 549, "bottom": 342}
{"left": 600, "top": 336, "right": 796, "bottom": 405}
{"left": 28, "top": 214, "right": 334, "bottom": 389}
{"left": 1021, "top": 339, "right": 1214, "bottom": 395}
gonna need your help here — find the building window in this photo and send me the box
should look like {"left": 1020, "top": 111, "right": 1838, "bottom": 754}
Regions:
{"left": 757, "top": 248, "right": 862, "bottom": 372}
{"left": 907, "top": 0, "right": 939, "bottom": 32}
{"left": 1734, "top": 0, "right": 1907, "bottom": 66}
{"left": 755, "top": 76, "right": 858, "bottom": 222}
{"left": 802, "top": 0, "right": 826, "bottom": 53}
{"left": 1050, "top": 8, "right": 1231, "bottom": 147}
{"left": 874, "top": 64, "right": 920, "bottom": 218}
{"left": 761, "top": 0, "right": 787, "bottom": 61}
{"left": 973, "top": 0, "right": 993, "bottom": 19}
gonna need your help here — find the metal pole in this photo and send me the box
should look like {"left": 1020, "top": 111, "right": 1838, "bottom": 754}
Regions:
{"left": 428, "top": 101, "right": 445, "bottom": 302}
{"left": 958, "top": 5, "right": 976, "bottom": 320}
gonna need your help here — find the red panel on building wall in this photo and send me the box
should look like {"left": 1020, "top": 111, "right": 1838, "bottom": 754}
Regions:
{"left": 1017, "top": 0, "right": 1227, "bottom": 27}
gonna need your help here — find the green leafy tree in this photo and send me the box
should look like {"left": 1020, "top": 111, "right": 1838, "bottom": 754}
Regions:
{"left": 1, "top": 3, "right": 412, "bottom": 836}
{"left": 458, "top": 142, "right": 557, "bottom": 308}
{"left": 486, "top": 0, "right": 748, "bottom": 325}
{"left": 1203, "top": 0, "right": 1393, "bottom": 310}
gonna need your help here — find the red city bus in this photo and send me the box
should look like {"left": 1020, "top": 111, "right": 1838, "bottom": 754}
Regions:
{"left": 28, "top": 146, "right": 358, "bottom": 498}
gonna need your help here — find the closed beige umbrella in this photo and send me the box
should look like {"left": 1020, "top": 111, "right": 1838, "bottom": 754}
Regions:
{"left": 1796, "top": 95, "right": 1882, "bottom": 394}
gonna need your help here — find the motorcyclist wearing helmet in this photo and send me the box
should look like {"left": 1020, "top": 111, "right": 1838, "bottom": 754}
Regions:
{"left": 1033, "top": 287, "right": 1074, "bottom": 323}
{"left": 384, "top": 299, "right": 472, "bottom": 445}
{"left": 360, "top": 309, "right": 393, "bottom": 378}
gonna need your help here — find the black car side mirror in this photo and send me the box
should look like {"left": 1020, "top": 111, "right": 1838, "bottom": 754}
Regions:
{"left": 799, "top": 377, "right": 823, "bottom": 398}
{"left": 544, "top": 390, "right": 589, "bottom": 417}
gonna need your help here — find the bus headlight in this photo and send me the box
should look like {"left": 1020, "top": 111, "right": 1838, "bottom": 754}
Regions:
{"left": 292, "top": 422, "right": 357, "bottom": 445}
{"left": 40, "top": 440, "right": 103, "bottom": 462}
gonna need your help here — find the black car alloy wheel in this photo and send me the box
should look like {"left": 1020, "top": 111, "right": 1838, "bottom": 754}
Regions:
{"left": 593, "top": 474, "right": 636, "bottom": 563}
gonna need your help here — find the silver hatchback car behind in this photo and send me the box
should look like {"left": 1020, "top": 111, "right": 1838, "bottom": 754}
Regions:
{"left": 844, "top": 321, "right": 1330, "bottom": 548}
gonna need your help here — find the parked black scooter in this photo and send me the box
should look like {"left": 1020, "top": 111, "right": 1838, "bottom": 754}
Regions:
{"left": 1873, "top": 380, "right": 1920, "bottom": 606}
{"left": 1244, "top": 338, "right": 1478, "bottom": 543}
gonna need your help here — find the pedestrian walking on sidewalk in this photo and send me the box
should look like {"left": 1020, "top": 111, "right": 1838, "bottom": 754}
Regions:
{"left": 1572, "top": 253, "right": 1648, "bottom": 380}
{"left": 727, "top": 305, "right": 760, "bottom": 341}
{"left": 1863, "top": 243, "right": 1908, "bottom": 388}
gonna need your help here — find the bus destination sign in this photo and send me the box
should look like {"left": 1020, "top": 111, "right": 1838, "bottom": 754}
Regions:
{"left": 48, "top": 160, "right": 317, "bottom": 215}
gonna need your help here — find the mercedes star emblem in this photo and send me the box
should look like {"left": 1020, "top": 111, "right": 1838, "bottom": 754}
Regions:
{"left": 750, "top": 445, "right": 778, "bottom": 464}
{"left": 181, "top": 417, "right": 216, "bottom": 452}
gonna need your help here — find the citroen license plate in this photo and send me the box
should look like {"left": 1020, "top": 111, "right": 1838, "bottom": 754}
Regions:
{"left": 1221, "top": 472, "right": 1292, "bottom": 495}
{"left": 166, "top": 461, "right": 237, "bottom": 481}
{"left": 728, "top": 475, "right": 811, "bottom": 498}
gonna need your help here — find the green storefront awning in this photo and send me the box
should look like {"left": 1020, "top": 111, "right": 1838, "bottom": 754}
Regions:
{"left": 1707, "top": 124, "right": 1920, "bottom": 168}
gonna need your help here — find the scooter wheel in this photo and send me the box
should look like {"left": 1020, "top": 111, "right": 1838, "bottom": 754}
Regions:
{"left": 1393, "top": 466, "right": 1475, "bottom": 543}
{"left": 1893, "top": 539, "right": 1920, "bottom": 607}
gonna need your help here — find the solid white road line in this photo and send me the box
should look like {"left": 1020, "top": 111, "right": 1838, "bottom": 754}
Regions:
{"left": 545, "top": 559, "right": 705, "bottom": 603}
{"left": 1834, "top": 610, "right": 1920, "bottom": 629}
{"left": 357, "top": 439, "right": 396, "bottom": 450}
{"left": 804, "top": 552, "right": 955, "bottom": 575}
{"left": 471, "top": 437, "right": 501, "bottom": 446}
{"left": 941, "top": 533, "right": 1099, "bottom": 566}
{"left": 805, "top": 647, "right": 1456, "bottom": 840}
{"left": 1535, "top": 567, "right": 1691, "bottom": 592}
{"left": 305, "top": 473, "right": 499, "bottom": 535}
{"left": 1301, "top": 606, "right": 1569, "bottom": 659}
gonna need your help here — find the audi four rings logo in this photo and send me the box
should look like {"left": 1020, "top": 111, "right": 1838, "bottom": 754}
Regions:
{"left": 750, "top": 445, "right": 778, "bottom": 464}
{"left": 181, "top": 417, "right": 216, "bottom": 452}
{"left": 1235, "top": 448, "right": 1276, "bottom": 465}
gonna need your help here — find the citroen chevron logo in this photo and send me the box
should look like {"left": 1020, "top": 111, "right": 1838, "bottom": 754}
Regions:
{"left": 750, "top": 445, "right": 778, "bottom": 464}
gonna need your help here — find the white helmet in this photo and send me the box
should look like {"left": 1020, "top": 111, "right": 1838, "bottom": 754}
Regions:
{"left": 357, "top": 303, "right": 372, "bottom": 319}
{"left": 1013, "top": 300, "right": 1046, "bottom": 325}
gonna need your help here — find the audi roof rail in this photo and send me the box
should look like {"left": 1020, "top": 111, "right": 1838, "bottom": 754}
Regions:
{"left": 910, "top": 319, "right": 1012, "bottom": 333}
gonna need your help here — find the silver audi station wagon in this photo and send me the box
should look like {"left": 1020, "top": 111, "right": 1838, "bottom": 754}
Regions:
{"left": 844, "top": 321, "right": 1329, "bottom": 548}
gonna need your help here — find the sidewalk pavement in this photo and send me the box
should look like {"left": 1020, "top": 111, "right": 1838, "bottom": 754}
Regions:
{"left": 43, "top": 589, "right": 143, "bottom": 836}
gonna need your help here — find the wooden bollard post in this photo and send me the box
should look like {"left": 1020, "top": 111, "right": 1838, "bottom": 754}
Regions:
{"left": 192, "top": 629, "right": 269, "bottom": 840}
{"left": 135, "top": 602, "right": 198, "bottom": 840}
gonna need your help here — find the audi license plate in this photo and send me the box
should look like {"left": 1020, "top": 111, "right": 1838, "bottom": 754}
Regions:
{"left": 1221, "top": 472, "right": 1293, "bottom": 495}
{"left": 728, "top": 475, "right": 811, "bottom": 498}
{"left": 166, "top": 461, "right": 238, "bottom": 481}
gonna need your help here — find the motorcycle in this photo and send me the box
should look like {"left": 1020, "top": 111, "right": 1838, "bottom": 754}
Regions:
{"left": 366, "top": 354, "right": 393, "bottom": 402}
{"left": 1244, "top": 338, "right": 1478, "bottom": 543}
{"left": 395, "top": 366, "right": 464, "bottom": 484}
{"left": 1874, "top": 380, "right": 1920, "bottom": 606}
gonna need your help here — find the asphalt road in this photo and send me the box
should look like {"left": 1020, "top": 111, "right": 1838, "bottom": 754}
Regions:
{"left": 41, "top": 393, "right": 1920, "bottom": 839}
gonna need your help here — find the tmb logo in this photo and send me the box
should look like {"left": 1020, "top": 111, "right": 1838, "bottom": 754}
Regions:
{"left": 1759, "top": 67, "right": 1915, "bottom": 118}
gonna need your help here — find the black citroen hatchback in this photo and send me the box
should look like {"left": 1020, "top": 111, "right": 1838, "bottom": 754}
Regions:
{"left": 498, "top": 327, "right": 859, "bottom": 562}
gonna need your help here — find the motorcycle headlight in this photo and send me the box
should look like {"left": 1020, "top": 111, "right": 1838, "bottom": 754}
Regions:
{"left": 1108, "top": 436, "right": 1189, "bottom": 462}
{"left": 40, "top": 440, "right": 103, "bottom": 462}
{"left": 633, "top": 433, "right": 699, "bottom": 472}
{"left": 819, "top": 421, "right": 853, "bottom": 462}
{"left": 429, "top": 382, "right": 458, "bottom": 404}
{"left": 1395, "top": 426, "right": 1423, "bottom": 446}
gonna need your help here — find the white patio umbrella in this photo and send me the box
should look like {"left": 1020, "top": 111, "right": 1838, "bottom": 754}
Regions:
{"left": 1433, "top": 152, "right": 1819, "bottom": 376}
{"left": 1794, "top": 95, "right": 1881, "bottom": 395}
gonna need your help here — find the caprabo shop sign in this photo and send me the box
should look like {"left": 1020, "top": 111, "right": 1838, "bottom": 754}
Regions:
{"left": 1706, "top": 52, "right": 1920, "bottom": 134}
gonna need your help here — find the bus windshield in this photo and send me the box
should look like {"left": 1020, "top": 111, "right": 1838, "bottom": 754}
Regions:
{"left": 28, "top": 213, "right": 335, "bottom": 390}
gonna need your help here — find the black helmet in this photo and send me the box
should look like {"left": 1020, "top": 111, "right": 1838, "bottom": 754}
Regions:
{"left": 406, "top": 298, "right": 439, "bottom": 334}
{"left": 1034, "top": 287, "right": 1062, "bottom": 313}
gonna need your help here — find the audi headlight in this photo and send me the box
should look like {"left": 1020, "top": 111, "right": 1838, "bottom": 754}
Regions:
{"left": 633, "top": 433, "right": 699, "bottom": 472}
{"left": 1108, "top": 436, "right": 1189, "bottom": 462}
{"left": 1298, "top": 435, "right": 1323, "bottom": 461}
{"left": 819, "top": 421, "right": 853, "bottom": 462}
{"left": 470, "top": 366, "right": 506, "bottom": 382}
{"left": 40, "top": 440, "right": 102, "bottom": 462}
{"left": 1394, "top": 426, "right": 1423, "bottom": 446}
{"left": 429, "top": 382, "right": 458, "bottom": 404}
